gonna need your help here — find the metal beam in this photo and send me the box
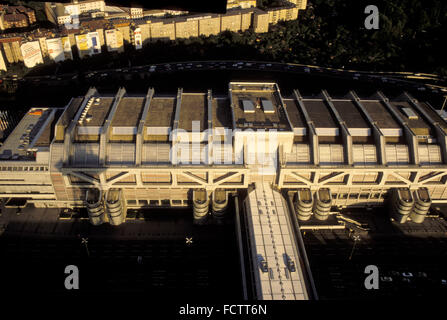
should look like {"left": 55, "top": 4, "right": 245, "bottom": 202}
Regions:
{"left": 100, "top": 87, "right": 126, "bottom": 165}
{"left": 64, "top": 87, "right": 97, "bottom": 164}
{"left": 136, "top": 87, "right": 154, "bottom": 166}
{"left": 349, "top": 90, "right": 386, "bottom": 165}
{"left": 377, "top": 91, "right": 419, "bottom": 165}
{"left": 207, "top": 89, "right": 213, "bottom": 164}
{"left": 403, "top": 91, "right": 447, "bottom": 164}
{"left": 294, "top": 89, "right": 319, "bottom": 165}
{"left": 171, "top": 88, "right": 183, "bottom": 143}
{"left": 322, "top": 90, "right": 353, "bottom": 165}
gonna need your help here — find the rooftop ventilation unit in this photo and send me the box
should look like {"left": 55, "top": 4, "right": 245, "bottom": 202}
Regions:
{"left": 402, "top": 107, "right": 418, "bottom": 120}
{"left": 242, "top": 100, "right": 255, "bottom": 113}
{"left": 261, "top": 99, "right": 275, "bottom": 113}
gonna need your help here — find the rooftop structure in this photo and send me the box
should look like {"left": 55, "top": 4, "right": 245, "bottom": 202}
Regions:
{"left": 230, "top": 82, "right": 292, "bottom": 131}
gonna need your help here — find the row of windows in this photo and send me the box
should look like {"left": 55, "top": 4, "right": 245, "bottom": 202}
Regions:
{"left": 332, "top": 192, "right": 388, "bottom": 200}
{"left": 0, "top": 166, "right": 48, "bottom": 172}
{"left": 126, "top": 199, "right": 188, "bottom": 206}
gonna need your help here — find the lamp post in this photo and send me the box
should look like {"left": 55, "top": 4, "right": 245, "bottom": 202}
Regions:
{"left": 441, "top": 95, "right": 447, "bottom": 113}
{"left": 81, "top": 237, "right": 89, "bottom": 257}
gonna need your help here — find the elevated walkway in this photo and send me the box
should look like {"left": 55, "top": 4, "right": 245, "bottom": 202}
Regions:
{"left": 242, "top": 183, "right": 313, "bottom": 300}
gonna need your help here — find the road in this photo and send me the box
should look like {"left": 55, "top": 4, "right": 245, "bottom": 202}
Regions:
{"left": 2, "top": 60, "right": 446, "bottom": 95}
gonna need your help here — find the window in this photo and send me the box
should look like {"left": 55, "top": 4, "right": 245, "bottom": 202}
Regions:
{"left": 127, "top": 200, "right": 137, "bottom": 205}
{"left": 138, "top": 200, "right": 148, "bottom": 205}
{"left": 149, "top": 200, "right": 159, "bottom": 206}
{"left": 161, "top": 199, "right": 170, "bottom": 205}
{"left": 360, "top": 193, "right": 369, "bottom": 199}
{"left": 349, "top": 193, "right": 359, "bottom": 199}
{"left": 172, "top": 200, "right": 182, "bottom": 205}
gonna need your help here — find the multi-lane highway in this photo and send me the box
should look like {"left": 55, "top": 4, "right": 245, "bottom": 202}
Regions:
{"left": 3, "top": 60, "right": 446, "bottom": 94}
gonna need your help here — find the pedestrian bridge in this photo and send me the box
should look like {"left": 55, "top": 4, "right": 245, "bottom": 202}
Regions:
{"left": 240, "top": 183, "right": 315, "bottom": 300}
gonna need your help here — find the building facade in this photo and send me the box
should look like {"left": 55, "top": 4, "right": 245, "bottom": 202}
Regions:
{"left": 0, "top": 5, "right": 36, "bottom": 30}
{"left": 0, "top": 82, "right": 445, "bottom": 226}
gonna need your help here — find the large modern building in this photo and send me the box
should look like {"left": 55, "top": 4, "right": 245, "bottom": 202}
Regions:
{"left": 0, "top": 82, "right": 444, "bottom": 226}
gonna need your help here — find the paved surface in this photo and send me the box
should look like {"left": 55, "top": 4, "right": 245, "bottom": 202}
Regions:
{"left": 300, "top": 208, "right": 447, "bottom": 299}
{"left": 0, "top": 203, "right": 243, "bottom": 297}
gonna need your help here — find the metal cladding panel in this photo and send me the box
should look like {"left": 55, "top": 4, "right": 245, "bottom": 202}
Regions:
{"left": 107, "top": 143, "right": 136, "bottom": 165}
{"left": 35, "top": 151, "right": 50, "bottom": 164}
{"left": 146, "top": 127, "right": 171, "bottom": 135}
{"left": 348, "top": 128, "right": 371, "bottom": 136}
{"left": 352, "top": 144, "right": 377, "bottom": 165}
{"left": 385, "top": 144, "right": 409, "bottom": 165}
{"left": 319, "top": 144, "right": 344, "bottom": 164}
{"left": 285, "top": 144, "right": 311, "bottom": 164}
{"left": 78, "top": 126, "right": 101, "bottom": 135}
{"left": 73, "top": 143, "right": 100, "bottom": 166}
{"left": 315, "top": 127, "right": 339, "bottom": 136}
{"left": 418, "top": 144, "right": 442, "bottom": 165}
{"left": 113, "top": 127, "right": 137, "bottom": 135}
{"left": 142, "top": 143, "right": 171, "bottom": 164}
{"left": 293, "top": 127, "right": 307, "bottom": 135}
{"left": 50, "top": 143, "right": 64, "bottom": 169}
{"left": 381, "top": 128, "right": 403, "bottom": 137}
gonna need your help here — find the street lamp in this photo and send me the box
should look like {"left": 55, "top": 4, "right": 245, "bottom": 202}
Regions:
{"left": 441, "top": 95, "right": 447, "bottom": 113}
{"left": 348, "top": 233, "right": 361, "bottom": 260}
{"left": 81, "top": 237, "right": 89, "bottom": 257}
